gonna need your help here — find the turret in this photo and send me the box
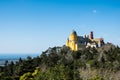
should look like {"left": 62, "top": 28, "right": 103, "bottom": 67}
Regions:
{"left": 69, "top": 30, "right": 77, "bottom": 41}
{"left": 90, "top": 31, "right": 94, "bottom": 39}
{"left": 66, "top": 38, "right": 69, "bottom": 46}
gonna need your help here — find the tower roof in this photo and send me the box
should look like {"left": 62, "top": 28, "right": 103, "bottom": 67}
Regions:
{"left": 71, "top": 30, "right": 77, "bottom": 36}
{"left": 69, "top": 30, "right": 78, "bottom": 41}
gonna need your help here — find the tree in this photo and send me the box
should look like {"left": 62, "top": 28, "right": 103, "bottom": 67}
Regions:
{"left": 34, "top": 64, "right": 81, "bottom": 80}
{"left": 20, "top": 72, "right": 33, "bottom": 80}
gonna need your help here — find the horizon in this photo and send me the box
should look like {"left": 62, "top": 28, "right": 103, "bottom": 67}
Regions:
{"left": 0, "top": 0, "right": 120, "bottom": 54}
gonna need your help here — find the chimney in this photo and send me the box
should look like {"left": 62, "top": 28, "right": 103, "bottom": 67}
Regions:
{"left": 90, "top": 31, "right": 94, "bottom": 39}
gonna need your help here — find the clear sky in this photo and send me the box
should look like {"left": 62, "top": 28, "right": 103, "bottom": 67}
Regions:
{"left": 0, "top": 0, "right": 120, "bottom": 54}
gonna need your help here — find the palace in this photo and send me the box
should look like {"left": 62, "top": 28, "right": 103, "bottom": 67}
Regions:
{"left": 66, "top": 30, "right": 105, "bottom": 51}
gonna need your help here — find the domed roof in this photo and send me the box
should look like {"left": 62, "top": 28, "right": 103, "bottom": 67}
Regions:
{"left": 71, "top": 30, "right": 77, "bottom": 36}
{"left": 69, "top": 30, "right": 77, "bottom": 41}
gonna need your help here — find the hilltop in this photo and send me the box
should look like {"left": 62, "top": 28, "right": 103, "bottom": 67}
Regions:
{"left": 0, "top": 43, "right": 120, "bottom": 80}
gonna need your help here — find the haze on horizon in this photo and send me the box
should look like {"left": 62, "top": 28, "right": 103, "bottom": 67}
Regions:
{"left": 0, "top": 0, "right": 120, "bottom": 54}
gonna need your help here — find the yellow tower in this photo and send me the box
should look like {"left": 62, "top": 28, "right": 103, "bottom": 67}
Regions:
{"left": 66, "top": 30, "right": 78, "bottom": 51}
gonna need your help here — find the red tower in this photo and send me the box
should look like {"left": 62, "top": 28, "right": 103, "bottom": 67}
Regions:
{"left": 90, "top": 31, "right": 94, "bottom": 39}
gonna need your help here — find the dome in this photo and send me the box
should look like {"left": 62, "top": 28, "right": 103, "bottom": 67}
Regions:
{"left": 69, "top": 30, "right": 77, "bottom": 41}
{"left": 71, "top": 30, "right": 77, "bottom": 35}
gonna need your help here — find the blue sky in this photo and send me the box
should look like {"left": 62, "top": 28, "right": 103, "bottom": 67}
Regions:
{"left": 0, "top": 0, "right": 120, "bottom": 53}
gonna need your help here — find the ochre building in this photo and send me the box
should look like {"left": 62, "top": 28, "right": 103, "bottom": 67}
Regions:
{"left": 66, "top": 30, "right": 104, "bottom": 51}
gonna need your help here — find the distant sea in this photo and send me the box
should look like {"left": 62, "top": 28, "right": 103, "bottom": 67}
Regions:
{"left": 0, "top": 53, "right": 40, "bottom": 66}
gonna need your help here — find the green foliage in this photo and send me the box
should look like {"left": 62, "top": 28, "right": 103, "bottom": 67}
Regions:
{"left": 32, "top": 67, "right": 39, "bottom": 76}
{"left": 34, "top": 64, "right": 81, "bottom": 80}
{"left": 89, "top": 76, "right": 104, "bottom": 80}
{"left": 1, "top": 44, "right": 120, "bottom": 79}
{"left": 20, "top": 72, "right": 33, "bottom": 80}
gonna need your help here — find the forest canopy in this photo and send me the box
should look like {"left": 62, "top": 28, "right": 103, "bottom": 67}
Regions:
{"left": 0, "top": 43, "right": 120, "bottom": 80}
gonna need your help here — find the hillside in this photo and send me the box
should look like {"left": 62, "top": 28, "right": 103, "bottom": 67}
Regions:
{"left": 0, "top": 43, "right": 120, "bottom": 80}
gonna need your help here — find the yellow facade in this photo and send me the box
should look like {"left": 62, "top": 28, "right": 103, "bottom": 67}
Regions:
{"left": 66, "top": 31, "right": 78, "bottom": 51}
{"left": 66, "top": 30, "right": 104, "bottom": 51}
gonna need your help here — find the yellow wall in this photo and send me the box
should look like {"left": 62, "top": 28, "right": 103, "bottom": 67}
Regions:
{"left": 66, "top": 32, "right": 78, "bottom": 51}
{"left": 66, "top": 31, "right": 104, "bottom": 51}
